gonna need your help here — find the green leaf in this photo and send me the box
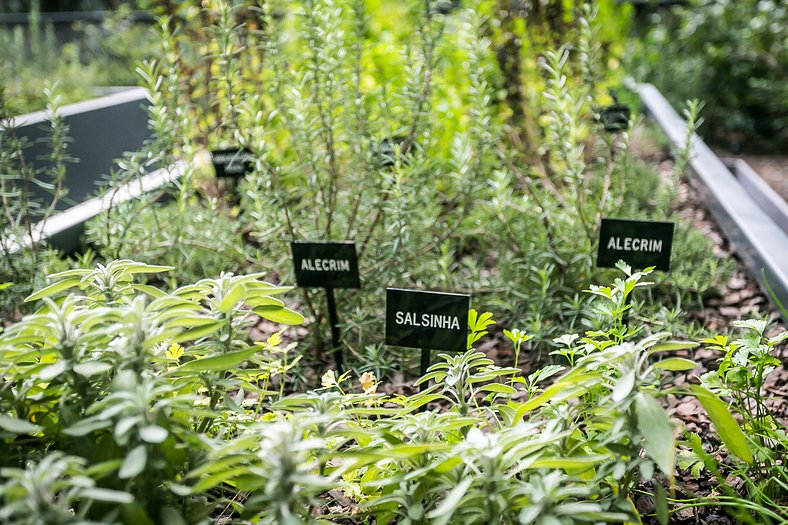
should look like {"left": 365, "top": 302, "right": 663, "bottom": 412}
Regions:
{"left": 655, "top": 482, "right": 668, "bottom": 525}
{"left": 167, "top": 316, "right": 221, "bottom": 329}
{"left": 767, "top": 331, "right": 788, "bottom": 346}
{"left": 426, "top": 477, "right": 473, "bottom": 525}
{"left": 478, "top": 383, "right": 517, "bottom": 395}
{"left": 177, "top": 347, "right": 259, "bottom": 373}
{"left": 652, "top": 358, "right": 698, "bottom": 372}
{"left": 0, "top": 415, "right": 41, "bottom": 434}
{"left": 636, "top": 392, "right": 675, "bottom": 477}
{"left": 253, "top": 306, "right": 304, "bottom": 325}
{"left": 521, "top": 371, "right": 593, "bottom": 411}
{"left": 130, "top": 284, "right": 167, "bottom": 298}
{"left": 119, "top": 445, "right": 147, "bottom": 479}
{"left": 245, "top": 283, "right": 293, "bottom": 296}
{"left": 173, "top": 320, "right": 226, "bottom": 342}
{"left": 73, "top": 361, "right": 113, "bottom": 377}
{"left": 612, "top": 369, "right": 636, "bottom": 402}
{"left": 139, "top": 425, "right": 169, "bottom": 444}
{"left": 192, "top": 465, "right": 251, "bottom": 492}
{"left": 218, "top": 284, "right": 245, "bottom": 314}
{"left": 25, "top": 278, "right": 81, "bottom": 302}
{"left": 528, "top": 455, "right": 608, "bottom": 469}
{"left": 81, "top": 487, "right": 134, "bottom": 504}
{"left": 650, "top": 341, "right": 699, "bottom": 352}
{"left": 64, "top": 417, "right": 111, "bottom": 437}
{"left": 115, "top": 261, "right": 174, "bottom": 275}
{"left": 47, "top": 268, "right": 92, "bottom": 279}
{"left": 245, "top": 296, "right": 285, "bottom": 308}
{"left": 690, "top": 386, "right": 753, "bottom": 464}
{"left": 39, "top": 360, "right": 67, "bottom": 381}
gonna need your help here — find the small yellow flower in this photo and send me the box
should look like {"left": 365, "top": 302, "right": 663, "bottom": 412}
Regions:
{"left": 359, "top": 371, "right": 377, "bottom": 394}
{"left": 166, "top": 343, "right": 184, "bottom": 361}
{"left": 266, "top": 331, "right": 283, "bottom": 348}
{"left": 321, "top": 370, "right": 337, "bottom": 388}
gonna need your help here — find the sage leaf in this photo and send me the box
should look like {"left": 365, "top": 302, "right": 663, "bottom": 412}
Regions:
{"left": 690, "top": 386, "right": 753, "bottom": 464}
{"left": 253, "top": 306, "right": 304, "bottom": 325}
{"left": 177, "top": 347, "right": 259, "bottom": 373}
{"left": 636, "top": 392, "right": 675, "bottom": 477}
{"left": 119, "top": 445, "right": 147, "bottom": 479}
{"left": 0, "top": 415, "right": 41, "bottom": 434}
{"left": 426, "top": 477, "right": 473, "bottom": 525}
{"left": 139, "top": 425, "right": 169, "bottom": 444}
{"left": 73, "top": 361, "right": 113, "bottom": 377}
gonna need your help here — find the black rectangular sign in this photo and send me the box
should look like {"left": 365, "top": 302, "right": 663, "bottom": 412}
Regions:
{"left": 385, "top": 288, "right": 469, "bottom": 352}
{"left": 291, "top": 241, "right": 360, "bottom": 289}
{"left": 597, "top": 104, "right": 631, "bottom": 133}
{"left": 597, "top": 218, "right": 674, "bottom": 271}
{"left": 211, "top": 147, "right": 255, "bottom": 178}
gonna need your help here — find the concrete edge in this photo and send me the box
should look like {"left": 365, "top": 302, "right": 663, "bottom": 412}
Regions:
{"left": 637, "top": 83, "right": 788, "bottom": 320}
{"left": 9, "top": 161, "right": 187, "bottom": 254}
{"left": 722, "top": 157, "right": 788, "bottom": 236}
{"left": 11, "top": 87, "right": 150, "bottom": 126}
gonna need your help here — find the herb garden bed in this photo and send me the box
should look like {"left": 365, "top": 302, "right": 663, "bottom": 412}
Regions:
{"left": 1, "top": 2, "right": 786, "bottom": 525}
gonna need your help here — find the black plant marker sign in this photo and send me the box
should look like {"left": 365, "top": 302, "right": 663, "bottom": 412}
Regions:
{"left": 291, "top": 241, "right": 360, "bottom": 373}
{"left": 597, "top": 104, "right": 631, "bottom": 133}
{"left": 210, "top": 147, "right": 255, "bottom": 178}
{"left": 597, "top": 218, "right": 675, "bottom": 272}
{"left": 292, "top": 241, "right": 360, "bottom": 289}
{"left": 385, "top": 288, "right": 470, "bottom": 391}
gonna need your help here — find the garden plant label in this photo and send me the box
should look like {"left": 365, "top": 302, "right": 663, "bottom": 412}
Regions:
{"left": 385, "top": 288, "right": 469, "bottom": 352}
{"left": 210, "top": 147, "right": 255, "bottom": 178}
{"left": 291, "top": 241, "right": 360, "bottom": 289}
{"left": 597, "top": 218, "right": 675, "bottom": 271}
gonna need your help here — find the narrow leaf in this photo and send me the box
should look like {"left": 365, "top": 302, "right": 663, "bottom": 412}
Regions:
{"left": 652, "top": 358, "right": 697, "bottom": 372}
{"left": 636, "top": 393, "right": 675, "bottom": 478}
{"left": 690, "top": 386, "right": 753, "bottom": 464}
{"left": 426, "top": 477, "right": 473, "bottom": 524}
{"left": 25, "top": 278, "right": 80, "bottom": 302}
{"left": 0, "top": 415, "right": 41, "bottom": 434}
{"left": 650, "top": 341, "right": 699, "bottom": 353}
{"left": 173, "top": 320, "right": 226, "bottom": 342}
{"left": 253, "top": 306, "right": 304, "bottom": 325}
{"left": 81, "top": 487, "right": 134, "bottom": 504}
{"left": 177, "top": 347, "right": 259, "bottom": 373}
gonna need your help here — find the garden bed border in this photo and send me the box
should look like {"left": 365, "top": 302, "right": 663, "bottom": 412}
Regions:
{"left": 637, "top": 83, "right": 788, "bottom": 319}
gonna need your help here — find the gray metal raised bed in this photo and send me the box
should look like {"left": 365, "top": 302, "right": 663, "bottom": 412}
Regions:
{"left": 637, "top": 83, "right": 788, "bottom": 318}
{"left": 9, "top": 87, "right": 183, "bottom": 253}
{"left": 13, "top": 87, "right": 151, "bottom": 209}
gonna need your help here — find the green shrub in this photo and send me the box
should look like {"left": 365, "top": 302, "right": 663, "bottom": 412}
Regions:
{"left": 0, "top": 83, "right": 72, "bottom": 320}
{"left": 86, "top": 1, "right": 732, "bottom": 370}
{"left": 3, "top": 260, "right": 779, "bottom": 524}
{"left": 631, "top": 0, "right": 788, "bottom": 152}
{"left": 0, "top": 4, "right": 156, "bottom": 115}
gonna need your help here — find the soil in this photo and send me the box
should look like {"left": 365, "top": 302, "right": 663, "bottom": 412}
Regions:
{"left": 738, "top": 154, "right": 788, "bottom": 203}
{"left": 713, "top": 150, "right": 788, "bottom": 203}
